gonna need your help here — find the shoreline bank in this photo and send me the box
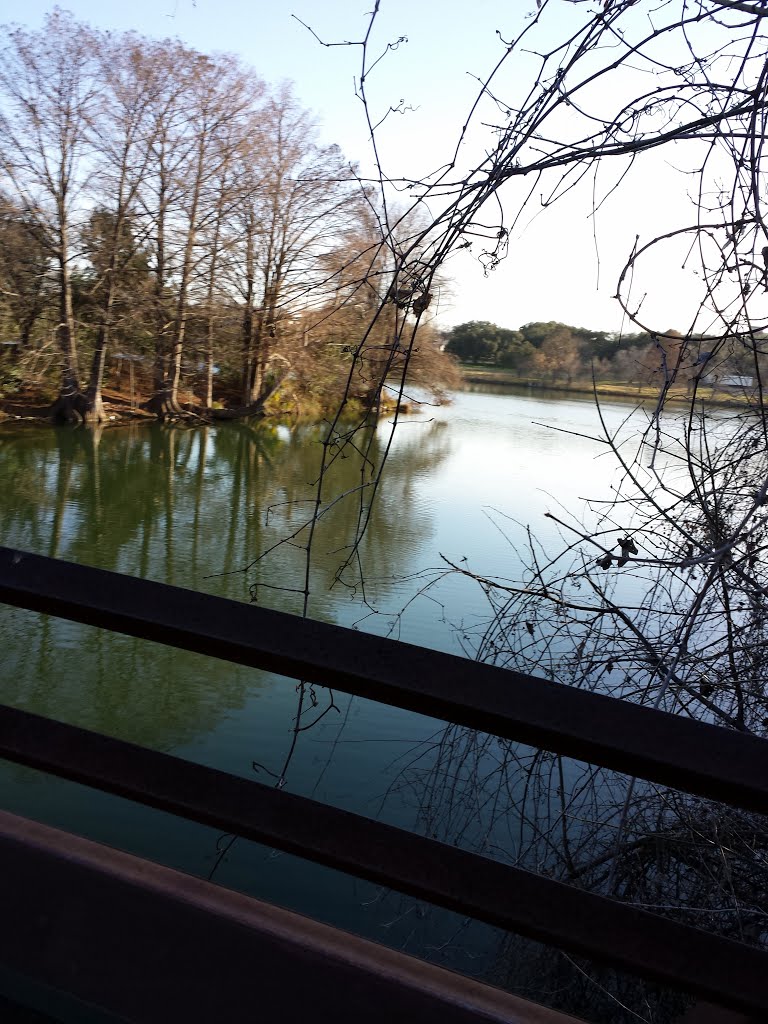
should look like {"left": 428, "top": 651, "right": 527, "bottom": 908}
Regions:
{"left": 0, "top": 372, "right": 751, "bottom": 427}
{"left": 460, "top": 369, "right": 751, "bottom": 408}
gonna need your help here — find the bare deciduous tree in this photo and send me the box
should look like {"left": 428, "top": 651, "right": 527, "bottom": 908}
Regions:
{"left": 0, "top": 9, "right": 99, "bottom": 422}
{"left": 229, "top": 86, "right": 364, "bottom": 412}
{"left": 83, "top": 33, "right": 166, "bottom": 422}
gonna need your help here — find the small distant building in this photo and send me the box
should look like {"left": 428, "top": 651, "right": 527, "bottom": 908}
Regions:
{"left": 701, "top": 373, "right": 754, "bottom": 391}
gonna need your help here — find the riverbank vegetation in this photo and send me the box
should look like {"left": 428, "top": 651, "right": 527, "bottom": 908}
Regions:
{"left": 0, "top": 10, "right": 458, "bottom": 424}
{"left": 446, "top": 319, "right": 763, "bottom": 401}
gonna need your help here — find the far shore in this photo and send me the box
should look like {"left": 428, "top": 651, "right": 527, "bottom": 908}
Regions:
{"left": 460, "top": 366, "right": 753, "bottom": 408}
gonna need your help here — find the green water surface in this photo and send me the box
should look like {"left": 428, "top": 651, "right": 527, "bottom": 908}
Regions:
{"left": 0, "top": 387, "right": 641, "bottom": 1012}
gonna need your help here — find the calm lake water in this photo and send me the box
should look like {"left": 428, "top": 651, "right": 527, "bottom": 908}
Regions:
{"left": 0, "top": 386, "right": 653, "bottom": 1016}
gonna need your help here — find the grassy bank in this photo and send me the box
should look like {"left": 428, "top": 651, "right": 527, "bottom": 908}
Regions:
{"left": 459, "top": 366, "right": 751, "bottom": 407}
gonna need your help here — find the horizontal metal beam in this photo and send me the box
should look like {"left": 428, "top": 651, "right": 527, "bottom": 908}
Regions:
{"left": 1, "top": 546, "right": 768, "bottom": 814}
{"left": 0, "top": 810, "right": 582, "bottom": 1024}
{"left": 0, "top": 703, "right": 766, "bottom": 1017}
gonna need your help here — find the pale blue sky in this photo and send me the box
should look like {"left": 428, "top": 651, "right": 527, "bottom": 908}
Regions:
{"left": 1, "top": 1, "right": 730, "bottom": 334}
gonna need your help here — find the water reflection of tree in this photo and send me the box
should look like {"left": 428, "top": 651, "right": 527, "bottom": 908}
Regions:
{"left": 0, "top": 418, "right": 450, "bottom": 755}
{"left": 0, "top": 426, "right": 249, "bottom": 751}
{"left": 238, "top": 417, "right": 452, "bottom": 616}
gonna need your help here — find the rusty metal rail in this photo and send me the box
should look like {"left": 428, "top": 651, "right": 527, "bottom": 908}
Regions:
{"left": 1, "top": 546, "right": 767, "bottom": 815}
{"left": 0, "top": 810, "right": 582, "bottom": 1024}
{"left": 2, "top": 703, "right": 767, "bottom": 1015}
{"left": 1, "top": 546, "right": 767, "bottom": 1019}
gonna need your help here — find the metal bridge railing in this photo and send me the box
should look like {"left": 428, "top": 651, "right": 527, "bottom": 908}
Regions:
{"left": 0, "top": 546, "right": 765, "bottom": 1022}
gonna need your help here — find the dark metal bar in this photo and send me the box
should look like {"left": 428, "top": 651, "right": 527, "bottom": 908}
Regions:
{"left": 0, "top": 810, "right": 583, "bottom": 1024}
{"left": 681, "top": 1006, "right": 757, "bottom": 1024}
{"left": 1, "top": 545, "right": 767, "bottom": 814}
{"left": 0, "top": 704, "right": 766, "bottom": 1016}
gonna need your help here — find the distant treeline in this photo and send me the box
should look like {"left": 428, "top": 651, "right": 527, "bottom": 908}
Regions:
{"left": 444, "top": 320, "right": 765, "bottom": 389}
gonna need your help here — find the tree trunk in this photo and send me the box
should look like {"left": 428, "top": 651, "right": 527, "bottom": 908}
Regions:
{"left": 154, "top": 129, "right": 206, "bottom": 419}
{"left": 145, "top": 155, "right": 184, "bottom": 420}
{"left": 17, "top": 317, "right": 35, "bottom": 357}
{"left": 249, "top": 325, "right": 265, "bottom": 405}
{"left": 50, "top": 253, "right": 86, "bottom": 424}
{"left": 50, "top": 205, "right": 102, "bottom": 424}
{"left": 204, "top": 321, "right": 215, "bottom": 409}
{"left": 168, "top": 334, "right": 184, "bottom": 409}
{"left": 83, "top": 316, "right": 111, "bottom": 425}
{"left": 241, "top": 308, "right": 259, "bottom": 404}
{"left": 211, "top": 363, "right": 288, "bottom": 420}
{"left": 240, "top": 218, "right": 256, "bottom": 406}
{"left": 147, "top": 252, "right": 191, "bottom": 420}
{"left": 144, "top": 373, "right": 184, "bottom": 420}
{"left": 246, "top": 300, "right": 277, "bottom": 405}
{"left": 202, "top": 206, "right": 224, "bottom": 410}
